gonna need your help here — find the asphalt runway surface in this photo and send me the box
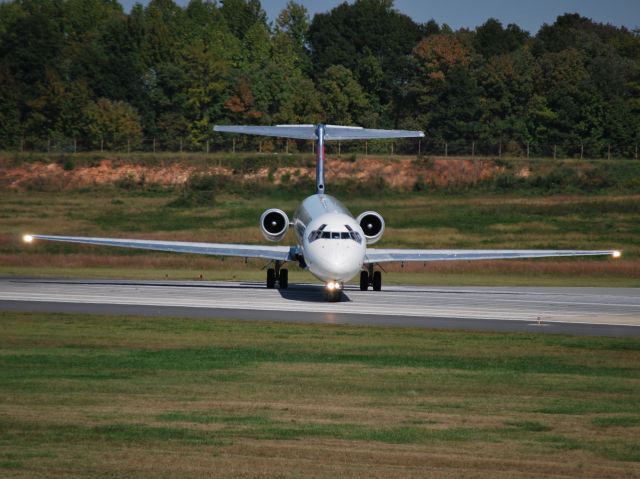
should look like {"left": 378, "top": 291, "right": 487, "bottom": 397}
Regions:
{"left": 0, "top": 277, "right": 639, "bottom": 337}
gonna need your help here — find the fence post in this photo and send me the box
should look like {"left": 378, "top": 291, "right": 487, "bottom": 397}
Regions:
{"left": 153, "top": 138, "right": 156, "bottom": 153}
{"left": 635, "top": 144, "right": 638, "bottom": 160}
{"left": 232, "top": 137, "right": 235, "bottom": 154}
{"left": 206, "top": 140, "right": 209, "bottom": 154}
{"left": 390, "top": 142, "right": 393, "bottom": 156}
{"left": 526, "top": 141, "right": 529, "bottom": 159}
{"left": 580, "top": 142, "right": 583, "bottom": 160}
{"left": 608, "top": 144, "right": 611, "bottom": 160}
{"left": 553, "top": 144, "right": 556, "bottom": 160}
{"left": 444, "top": 142, "right": 448, "bottom": 157}
{"left": 364, "top": 141, "right": 367, "bottom": 156}
{"left": 127, "top": 139, "right": 130, "bottom": 154}
{"left": 20, "top": 138, "right": 24, "bottom": 152}
{"left": 259, "top": 141, "right": 262, "bottom": 153}
{"left": 471, "top": 141, "right": 475, "bottom": 158}
{"left": 338, "top": 141, "right": 341, "bottom": 156}
{"left": 47, "top": 138, "right": 51, "bottom": 153}
{"left": 74, "top": 138, "right": 77, "bottom": 154}
{"left": 101, "top": 138, "right": 104, "bottom": 153}
{"left": 312, "top": 141, "right": 315, "bottom": 155}
{"left": 418, "top": 139, "right": 421, "bottom": 156}
{"left": 179, "top": 138, "right": 183, "bottom": 153}
{"left": 498, "top": 139, "right": 502, "bottom": 158}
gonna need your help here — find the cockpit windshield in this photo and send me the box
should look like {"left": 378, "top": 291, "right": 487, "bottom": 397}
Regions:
{"left": 308, "top": 224, "right": 362, "bottom": 244}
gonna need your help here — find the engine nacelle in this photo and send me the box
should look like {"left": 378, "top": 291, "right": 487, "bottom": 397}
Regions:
{"left": 260, "top": 208, "right": 290, "bottom": 242}
{"left": 356, "top": 211, "right": 385, "bottom": 244}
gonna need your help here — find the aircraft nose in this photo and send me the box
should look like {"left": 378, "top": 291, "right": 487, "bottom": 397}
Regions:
{"left": 307, "top": 240, "right": 363, "bottom": 282}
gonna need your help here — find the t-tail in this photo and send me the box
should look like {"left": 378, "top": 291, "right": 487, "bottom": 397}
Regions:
{"left": 213, "top": 124, "right": 425, "bottom": 194}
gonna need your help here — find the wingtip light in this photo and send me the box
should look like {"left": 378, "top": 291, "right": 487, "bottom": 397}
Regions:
{"left": 612, "top": 250, "right": 622, "bottom": 259}
{"left": 23, "top": 234, "right": 34, "bottom": 243}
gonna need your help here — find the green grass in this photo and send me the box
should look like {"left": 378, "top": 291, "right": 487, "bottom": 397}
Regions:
{"left": 592, "top": 416, "right": 640, "bottom": 428}
{"left": 1, "top": 312, "right": 639, "bottom": 476}
{"left": 2, "top": 156, "right": 639, "bottom": 286}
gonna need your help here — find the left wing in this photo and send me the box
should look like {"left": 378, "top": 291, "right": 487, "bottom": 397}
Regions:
{"left": 365, "top": 248, "right": 620, "bottom": 264}
{"left": 24, "top": 234, "right": 295, "bottom": 261}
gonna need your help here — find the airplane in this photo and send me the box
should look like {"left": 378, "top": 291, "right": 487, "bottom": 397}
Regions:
{"left": 23, "top": 124, "right": 621, "bottom": 301}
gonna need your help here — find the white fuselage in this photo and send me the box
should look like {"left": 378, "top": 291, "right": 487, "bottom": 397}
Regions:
{"left": 293, "top": 194, "right": 366, "bottom": 283}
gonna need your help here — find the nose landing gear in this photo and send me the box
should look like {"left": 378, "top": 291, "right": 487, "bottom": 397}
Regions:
{"left": 359, "top": 265, "right": 382, "bottom": 291}
{"left": 325, "top": 281, "right": 343, "bottom": 302}
{"left": 266, "top": 261, "right": 288, "bottom": 289}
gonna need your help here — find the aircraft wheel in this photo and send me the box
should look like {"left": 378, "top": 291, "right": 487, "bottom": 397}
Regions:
{"left": 266, "top": 268, "right": 276, "bottom": 289}
{"left": 279, "top": 268, "right": 288, "bottom": 289}
{"left": 359, "top": 271, "right": 369, "bottom": 291}
{"left": 372, "top": 271, "right": 382, "bottom": 291}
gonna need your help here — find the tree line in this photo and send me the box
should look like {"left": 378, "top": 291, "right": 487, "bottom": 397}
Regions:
{"left": 0, "top": 0, "right": 639, "bottom": 157}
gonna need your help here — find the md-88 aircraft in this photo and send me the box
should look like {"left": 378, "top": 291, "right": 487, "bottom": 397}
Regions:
{"left": 24, "top": 124, "right": 620, "bottom": 301}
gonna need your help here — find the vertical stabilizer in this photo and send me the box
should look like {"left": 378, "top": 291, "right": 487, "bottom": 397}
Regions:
{"left": 315, "top": 124, "right": 325, "bottom": 194}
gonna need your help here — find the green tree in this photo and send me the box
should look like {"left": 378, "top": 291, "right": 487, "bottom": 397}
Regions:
{"left": 308, "top": 0, "right": 423, "bottom": 108}
{"left": 84, "top": 98, "right": 143, "bottom": 148}
{"left": 0, "top": 66, "right": 21, "bottom": 147}
{"left": 474, "top": 18, "right": 529, "bottom": 58}
{"left": 318, "top": 65, "right": 370, "bottom": 125}
{"left": 220, "top": 0, "right": 267, "bottom": 40}
{"left": 26, "top": 68, "right": 92, "bottom": 141}
{"left": 180, "top": 40, "right": 229, "bottom": 144}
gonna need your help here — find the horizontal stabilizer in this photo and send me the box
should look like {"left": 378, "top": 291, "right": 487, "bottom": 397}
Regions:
{"left": 214, "top": 125, "right": 317, "bottom": 140}
{"left": 214, "top": 124, "right": 424, "bottom": 141}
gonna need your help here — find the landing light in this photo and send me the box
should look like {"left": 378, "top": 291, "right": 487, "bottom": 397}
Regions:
{"left": 326, "top": 281, "right": 341, "bottom": 290}
{"left": 23, "top": 234, "right": 34, "bottom": 243}
{"left": 612, "top": 250, "right": 622, "bottom": 259}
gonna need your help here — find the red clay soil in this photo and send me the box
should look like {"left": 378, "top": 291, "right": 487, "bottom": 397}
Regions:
{"left": 0, "top": 157, "right": 509, "bottom": 191}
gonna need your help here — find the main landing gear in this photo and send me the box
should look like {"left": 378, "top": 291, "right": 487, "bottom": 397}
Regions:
{"left": 359, "top": 264, "right": 381, "bottom": 291}
{"left": 266, "top": 261, "right": 288, "bottom": 289}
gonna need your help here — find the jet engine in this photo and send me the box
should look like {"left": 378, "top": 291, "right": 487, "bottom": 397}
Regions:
{"left": 260, "top": 208, "right": 290, "bottom": 242}
{"left": 356, "top": 211, "right": 385, "bottom": 244}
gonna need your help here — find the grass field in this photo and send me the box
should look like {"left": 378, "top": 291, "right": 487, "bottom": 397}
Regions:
{"left": 1, "top": 312, "right": 639, "bottom": 477}
{"left": 2, "top": 187, "right": 639, "bottom": 286}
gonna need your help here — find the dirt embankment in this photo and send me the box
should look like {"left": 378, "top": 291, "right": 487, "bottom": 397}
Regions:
{"left": 0, "top": 157, "right": 512, "bottom": 191}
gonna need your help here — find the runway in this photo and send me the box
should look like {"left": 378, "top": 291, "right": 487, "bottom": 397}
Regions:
{"left": 0, "top": 277, "right": 639, "bottom": 337}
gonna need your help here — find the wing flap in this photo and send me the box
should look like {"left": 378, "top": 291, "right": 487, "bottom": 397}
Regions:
{"left": 365, "top": 249, "right": 619, "bottom": 264}
{"left": 27, "top": 235, "right": 293, "bottom": 261}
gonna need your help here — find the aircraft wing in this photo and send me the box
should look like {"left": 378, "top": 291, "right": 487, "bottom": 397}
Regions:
{"left": 213, "top": 124, "right": 424, "bottom": 141}
{"left": 24, "top": 234, "right": 295, "bottom": 261}
{"left": 364, "top": 248, "right": 620, "bottom": 263}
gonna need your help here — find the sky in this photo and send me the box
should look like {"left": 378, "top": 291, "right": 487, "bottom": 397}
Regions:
{"left": 119, "top": 0, "right": 640, "bottom": 34}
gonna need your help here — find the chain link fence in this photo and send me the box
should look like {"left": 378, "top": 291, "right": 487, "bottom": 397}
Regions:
{"left": 3, "top": 136, "right": 639, "bottom": 160}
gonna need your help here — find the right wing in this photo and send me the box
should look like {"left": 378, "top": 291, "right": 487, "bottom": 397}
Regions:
{"left": 24, "top": 234, "right": 295, "bottom": 261}
{"left": 364, "top": 248, "right": 620, "bottom": 263}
